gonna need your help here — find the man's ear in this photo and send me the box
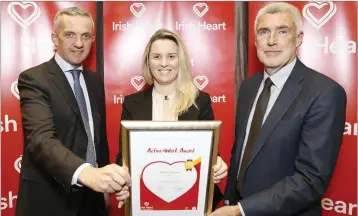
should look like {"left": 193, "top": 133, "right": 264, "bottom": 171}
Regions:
{"left": 51, "top": 32, "right": 59, "bottom": 48}
{"left": 296, "top": 32, "right": 304, "bottom": 48}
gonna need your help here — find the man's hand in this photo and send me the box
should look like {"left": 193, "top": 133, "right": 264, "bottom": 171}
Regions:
{"left": 213, "top": 156, "right": 228, "bottom": 183}
{"left": 78, "top": 164, "right": 131, "bottom": 193}
{"left": 208, "top": 206, "right": 241, "bottom": 216}
{"left": 116, "top": 185, "right": 130, "bottom": 208}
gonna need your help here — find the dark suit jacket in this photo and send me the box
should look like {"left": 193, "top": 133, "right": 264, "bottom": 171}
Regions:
{"left": 15, "top": 57, "right": 109, "bottom": 216}
{"left": 224, "top": 59, "right": 347, "bottom": 216}
{"left": 116, "top": 86, "right": 223, "bottom": 209}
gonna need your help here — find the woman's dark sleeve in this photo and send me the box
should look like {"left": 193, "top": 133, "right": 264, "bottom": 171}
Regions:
{"left": 199, "top": 92, "right": 214, "bottom": 120}
{"left": 116, "top": 97, "right": 132, "bottom": 165}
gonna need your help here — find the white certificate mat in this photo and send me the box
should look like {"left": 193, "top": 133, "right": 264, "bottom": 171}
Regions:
{"left": 129, "top": 130, "right": 213, "bottom": 216}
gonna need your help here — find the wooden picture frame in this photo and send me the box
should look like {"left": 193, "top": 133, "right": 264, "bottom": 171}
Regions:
{"left": 121, "top": 121, "right": 221, "bottom": 216}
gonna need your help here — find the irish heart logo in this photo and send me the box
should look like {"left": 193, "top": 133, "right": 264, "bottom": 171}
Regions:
{"left": 7, "top": 1, "right": 41, "bottom": 28}
{"left": 142, "top": 162, "right": 197, "bottom": 203}
{"left": 131, "top": 76, "right": 146, "bottom": 91}
{"left": 11, "top": 80, "right": 20, "bottom": 100}
{"left": 194, "top": 75, "right": 209, "bottom": 90}
{"left": 14, "top": 155, "right": 22, "bottom": 173}
{"left": 193, "top": 3, "right": 209, "bottom": 18}
{"left": 130, "top": 3, "right": 145, "bottom": 18}
{"left": 302, "top": 2, "right": 337, "bottom": 29}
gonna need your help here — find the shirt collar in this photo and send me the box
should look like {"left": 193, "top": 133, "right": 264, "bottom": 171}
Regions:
{"left": 54, "top": 53, "right": 83, "bottom": 73}
{"left": 263, "top": 58, "right": 296, "bottom": 90}
{"left": 152, "top": 88, "right": 176, "bottom": 100}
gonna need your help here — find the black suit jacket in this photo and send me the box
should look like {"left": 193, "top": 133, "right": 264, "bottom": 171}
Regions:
{"left": 15, "top": 57, "right": 109, "bottom": 216}
{"left": 224, "top": 59, "right": 347, "bottom": 215}
{"left": 116, "top": 86, "right": 223, "bottom": 208}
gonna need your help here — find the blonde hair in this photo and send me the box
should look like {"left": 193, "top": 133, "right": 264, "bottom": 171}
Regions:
{"left": 142, "top": 29, "right": 198, "bottom": 115}
{"left": 254, "top": 2, "right": 303, "bottom": 36}
{"left": 54, "top": 7, "right": 94, "bottom": 34}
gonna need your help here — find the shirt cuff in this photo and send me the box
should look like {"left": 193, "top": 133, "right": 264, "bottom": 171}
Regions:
{"left": 238, "top": 202, "right": 246, "bottom": 216}
{"left": 71, "top": 163, "right": 92, "bottom": 187}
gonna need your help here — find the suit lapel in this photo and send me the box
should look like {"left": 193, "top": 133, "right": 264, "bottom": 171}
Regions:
{"left": 134, "top": 87, "right": 153, "bottom": 120}
{"left": 48, "top": 58, "right": 101, "bottom": 149}
{"left": 247, "top": 60, "right": 305, "bottom": 167}
{"left": 235, "top": 74, "right": 263, "bottom": 163}
{"left": 48, "top": 58, "right": 82, "bottom": 120}
{"left": 83, "top": 70, "right": 100, "bottom": 148}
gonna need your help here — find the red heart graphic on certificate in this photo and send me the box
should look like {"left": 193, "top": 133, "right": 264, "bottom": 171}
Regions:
{"left": 140, "top": 161, "right": 201, "bottom": 210}
{"left": 142, "top": 161, "right": 197, "bottom": 202}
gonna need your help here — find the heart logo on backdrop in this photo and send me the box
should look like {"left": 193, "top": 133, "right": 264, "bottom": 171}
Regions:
{"left": 14, "top": 155, "right": 22, "bottom": 173}
{"left": 130, "top": 3, "right": 145, "bottom": 18}
{"left": 131, "top": 76, "right": 146, "bottom": 91}
{"left": 7, "top": 1, "right": 41, "bottom": 28}
{"left": 193, "top": 3, "right": 209, "bottom": 18}
{"left": 144, "top": 202, "right": 149, "bottom": 206}
{"left": 142, "top": 162, "right": 197, "bottom": 203}
{"left": 11, "top": 80, "right": 20, "bottom": 100}
{"left": 302, "top": 2, "right": 337, "bottom": 29}
{"left": 193, "top": 75, "right": 209, "bottom": 90}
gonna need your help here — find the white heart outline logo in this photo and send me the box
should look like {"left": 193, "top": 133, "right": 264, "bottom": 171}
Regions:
{"left": 11, "top": 80, "right": 20, "bottom": 100}
{"left": 142, "top": 161, "right": 197, "bottom": 203}
{"left": 302, "top": 2, "right": 337, "bottom": 29}
{"left": 193, "top": 3, "right": 209, "bottom": 18}
{"left": 144, "top": 202, "right": 149, "bottom": 206}
{"left": 131, "top": 76, "right": 146, "bottom": 91}
{"left": 193, "top": 75, "right": 209, "bottom": 90}
{"left": 7, "top": 1, "right": 41, "bottom": 28}
{"left": 130, "top": 3, "right": 145, "bottom": 18}
{"left": 14, "top": 155, "right": 22, "bottom": 173}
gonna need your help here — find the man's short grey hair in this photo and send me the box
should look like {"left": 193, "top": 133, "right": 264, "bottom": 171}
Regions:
{"left": 54, "top": 7, "right": 94, "bottom": 34}
{"left": 254, "top": 2, "right": 304, "bottom": 36}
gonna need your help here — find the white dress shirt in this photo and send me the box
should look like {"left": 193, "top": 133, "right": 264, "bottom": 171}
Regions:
{"left": 235, "top": 58, "right": 297, "bottom": 215}
{"left": 54, "top": 53, "right": 94, "bottom": 186}
{"left": 152, "top": 88, "right": 178, "bottom": 121}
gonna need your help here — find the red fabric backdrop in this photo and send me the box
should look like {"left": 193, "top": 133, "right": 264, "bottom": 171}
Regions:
{"left": 1, "top": 2, "right": 356, "bottom": 216}
{"left": 248, "top": 2, "right": 357, "bottom": 216}
{"left": 103, "top": 2, "right": 236, "bottom": 214}
{"left": 1, "top": 2, "right": 96, "bottom": 215}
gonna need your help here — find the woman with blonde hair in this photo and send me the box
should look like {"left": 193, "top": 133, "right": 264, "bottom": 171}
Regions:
{"left": 116, "top": 29, "right": 227, "bottom": 209}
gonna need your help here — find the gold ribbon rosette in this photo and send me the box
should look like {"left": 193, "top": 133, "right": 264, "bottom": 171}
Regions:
{"left": 184, "top": 157, "right": 202, "bottom": 171}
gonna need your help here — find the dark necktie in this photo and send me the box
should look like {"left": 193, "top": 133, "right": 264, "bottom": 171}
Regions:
{"left": 70, "top": 70, "right": 97, "bottom": 167}
{"left": 237, "top": 77, "right": 274, "bottom": 191}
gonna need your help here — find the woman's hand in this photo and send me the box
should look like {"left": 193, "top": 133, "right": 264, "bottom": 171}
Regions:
{"left": 213, "top": 156, "right": 228, "bottom": 183}
{"left": 115, "top": 185, "right": 130, "bottom": 208}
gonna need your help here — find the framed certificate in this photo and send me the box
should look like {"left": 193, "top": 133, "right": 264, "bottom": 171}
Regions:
{"left": 121, "top": 121, "right": 222, "bottom": 216}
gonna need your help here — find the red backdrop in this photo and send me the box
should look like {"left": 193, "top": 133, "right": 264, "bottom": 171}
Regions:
{"left": 248, "top": 2, "right": 357, "bottom": 216}
{"left": 103, "top": 2, "right": 236, "bottom": 214}
{"left": 0, "top": 1, "right": 96, "bottom": 215}
{"left": 1, "top": 2, "right": 356, "bottom": 216}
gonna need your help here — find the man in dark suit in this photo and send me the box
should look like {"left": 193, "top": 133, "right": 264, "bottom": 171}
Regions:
{"left": 15, "top": 7, "right": 130, "bottom": 216}
{"left": 210, "top": 2, "right": 346, "bottom": 216}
